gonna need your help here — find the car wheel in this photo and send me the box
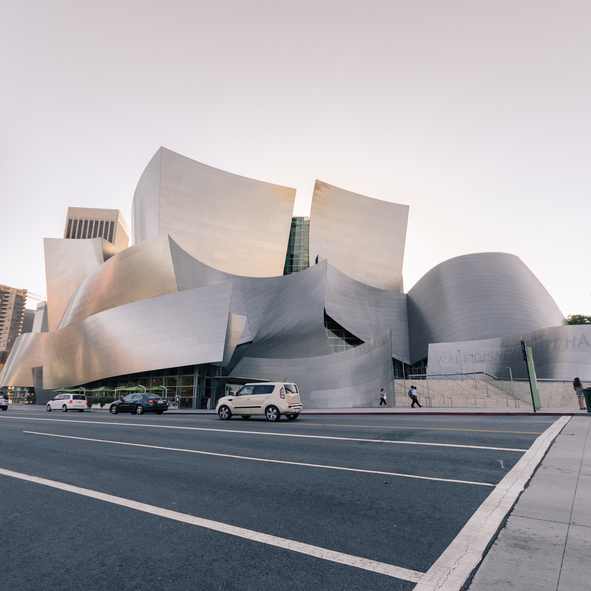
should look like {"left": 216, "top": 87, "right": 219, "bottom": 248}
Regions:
{"left": 62, "top": 405, "right": 68, "bottom": 412}
{"left": 286, "top": 413, "right": 299, "bottom": 420}
{"left": 136, "top": 405, "right": 144, "bottom": 415}
{"left": 218, "top": 405, "right": 232, "bottom": 420}
{"left": 241, "top": 415, "right": 251, "bottom": 419}
{"left": 156, "top": 411, "right": 163, "bottom": 415}
{"left": 46, "top": 404, "right": 52, "bottom": 412}
{"left": 110, "top": 405, "right": 118, "bottom": 414}
{"left": 265, "top": 405, "right": 280, "bottom": 422}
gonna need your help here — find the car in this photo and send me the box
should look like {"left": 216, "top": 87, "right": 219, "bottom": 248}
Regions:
{"left": 216, "top": 382, "right": 303, "bottom": 421}
{"left": 109, "top": 393, "right": 169, "bottom": 415}
{"left": 46, "top": 393, "right": 88, "bottom": 412}
{"left": 1, "top": 395, "right": 8, "bottom": 411}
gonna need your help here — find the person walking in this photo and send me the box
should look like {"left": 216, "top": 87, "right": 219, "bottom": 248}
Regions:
{"left": 408, "top": 385, "right": 422, "bottom": 408}
{"left": 379, "top": 388, "right": 387, "bottom": 406}
{"left": 573, "top": 377, "right": 586, "bottom": 410}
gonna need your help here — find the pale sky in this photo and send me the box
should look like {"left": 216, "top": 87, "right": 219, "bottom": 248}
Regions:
{"left": 2, "top": 0, "right": 590, "bottom": 315}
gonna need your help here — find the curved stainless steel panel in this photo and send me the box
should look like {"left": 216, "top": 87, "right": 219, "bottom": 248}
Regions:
{"left": 234, "top": 261, "right": 332, "bottom": 359}
{"left": 44, "top": 238, "right": 117, "bottom": 332}
{"left": 0, "top": 332, "right": 47, "bottom": 387}
{"left": 132, "top": 147, "right": 296, "bottom": 278}
{"left": 231, "top": 331, "right": 395, "bottom": 409}
{"left": 43, "top": 282, "right": 234, "bottom": 389}
{"left": 325, "top": 263, "right": 410, "bottom": 363}
{"left": 309, "top": 180, "right": 408, "bottom": 292}
{"left": 407, "top": 253, "right": 566, "bottom": 364}
{"left": 59, "top": 235, "right": 179, "bottom": 328}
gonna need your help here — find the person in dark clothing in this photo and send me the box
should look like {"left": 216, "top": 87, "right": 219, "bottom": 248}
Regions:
{"left": 408, "top": 385, "right": 422, "bottom": 408}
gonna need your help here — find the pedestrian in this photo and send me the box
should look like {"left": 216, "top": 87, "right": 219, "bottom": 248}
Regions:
{"left": 573, "top": 377, "right": 586, "bottom": 410}
{"left": 408, "top": 385, "right": 422, "bottom": 408}
{"left": 379, "top": 388, "right": 387, "bottom": 406}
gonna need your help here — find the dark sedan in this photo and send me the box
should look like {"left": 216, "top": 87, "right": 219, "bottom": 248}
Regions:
{"left": 109, "top": 393, "right": 169, "bottom": 415}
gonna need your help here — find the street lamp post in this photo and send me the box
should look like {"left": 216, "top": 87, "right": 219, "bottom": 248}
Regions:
{"left": 507, "top": 366, "right": 514, "bottom": 396}
{"left": 470, "top": 355, "right": 477, "bottom": 388}
{"left": 457, "top": 350, "right": 464, "bottom": 381}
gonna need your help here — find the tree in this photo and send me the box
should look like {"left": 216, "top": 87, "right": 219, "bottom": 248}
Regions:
{"left": 567, "top": 314, "right": 591, "bottom": 325}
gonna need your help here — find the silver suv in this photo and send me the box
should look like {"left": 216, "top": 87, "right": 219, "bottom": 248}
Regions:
{"left": 216, "top": 382, "right": 303, "bottom": 421}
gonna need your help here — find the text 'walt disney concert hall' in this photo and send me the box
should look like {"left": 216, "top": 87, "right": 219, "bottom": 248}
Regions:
{"left": 1, "top": 147, "right": 589, "bottom": 408}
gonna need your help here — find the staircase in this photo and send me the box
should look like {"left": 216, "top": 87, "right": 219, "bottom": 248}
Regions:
{"left": 394, "top": 378, "right": 530, "bottom": 409}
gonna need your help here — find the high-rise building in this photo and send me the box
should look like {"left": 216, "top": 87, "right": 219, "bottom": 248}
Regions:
{"left": 64, "top": 207, "right": 130, "bottom": 251}
{"left": 0, "top": 285, "right": 27, "bottom": 367}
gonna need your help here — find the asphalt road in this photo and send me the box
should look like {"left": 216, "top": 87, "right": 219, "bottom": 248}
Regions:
{"left": 0, "top": 408, "right": 560, "bottom": 590}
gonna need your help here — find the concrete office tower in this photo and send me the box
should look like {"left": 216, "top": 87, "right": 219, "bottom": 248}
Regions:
{"left": 64, "top": 207, "right": 130, "bottom": 251}
{"left": 309, "top": 181, "right": 409, "bottom": 292}
{"left": 132, "top": 147, "right": 297, "bottom": 278}
{"left": 0, "top": 285, "right": 27, "bottom": 367}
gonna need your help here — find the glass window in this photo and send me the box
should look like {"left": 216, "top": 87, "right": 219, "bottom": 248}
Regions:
{"left": 75, "top": 219, "right": 82, "bottom": 239}
{"left": 82, "top": 219, "right": 89, "bottom": 239}
{"left": 237, "top": 385, "right": 254, "bottom": 396}
{"left": 98, "top": 220, "right": 104, "bottom": 238}
{"left": 66, "top": 219, "right": 73, "bottom": 239}
{"left": 93, "top": 220, "right": 99, "bottom": 238}
{"left": 108, "top": 220, "right": 115, "bottom": 243}
{"left": 253, "top": 385, "right": 275, "bottom": 395}
{"left": 324, "top": 311, "right": 363, "bottom": 353}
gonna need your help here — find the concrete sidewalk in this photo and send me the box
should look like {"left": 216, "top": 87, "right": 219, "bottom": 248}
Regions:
{"left": 465, "top": 414, "right": 591, "bottom": 591}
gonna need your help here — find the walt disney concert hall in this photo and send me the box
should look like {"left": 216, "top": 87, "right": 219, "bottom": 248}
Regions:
{"left": 1, "top": 147, "right": 589, "bottom": 408}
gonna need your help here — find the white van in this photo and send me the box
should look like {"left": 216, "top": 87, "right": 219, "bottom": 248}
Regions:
{"left": 46, "top": 393, "right": 88, "bottom": 412}
{"left": 216, "top": 382, "right": 303, "bottom": 421}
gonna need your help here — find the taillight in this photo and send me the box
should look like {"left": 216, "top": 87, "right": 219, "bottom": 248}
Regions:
{"left": 280, "top": 388, "right": 285, "bottom": 399}
{"left": 148, "top": 399, "right": 155, "bottom": 403}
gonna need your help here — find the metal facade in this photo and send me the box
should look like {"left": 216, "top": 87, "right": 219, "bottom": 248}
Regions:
{"left": 1, "top": 150, "right": 587, "bottom": 403}
{"left": 132, "top": 147, "right": 296, "bottom": 278}
{"left": 407, "top": 253, "right": 567, "bottom": 364}
{"left": 309, "top": 180, "right": 408, "bottom": 292}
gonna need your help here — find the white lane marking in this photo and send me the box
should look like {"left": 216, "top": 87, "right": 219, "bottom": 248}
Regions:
{"left": 0, "top": 467, "right": 423, "bottom": 583}
{"left": 2, "top": 416, "right": 527, "bottom": 452}
{"left": 413, "top": 415, "right": 571, "bottom": 591}
{"left": 24, "top": 431, "right": 495, "bottom": 487}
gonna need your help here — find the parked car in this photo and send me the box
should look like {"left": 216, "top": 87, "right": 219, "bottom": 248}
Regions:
{"left": 1, "top": 394, "right": 8, "bottom": 411}
{"left": 46, "top": 393, "right": 88, "bottom": 412}
{"left": 216, "top": 382, "right": 303, "bottom": 421}
{"left": 109, "top": 393, "right": 169, "bottom": 415}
